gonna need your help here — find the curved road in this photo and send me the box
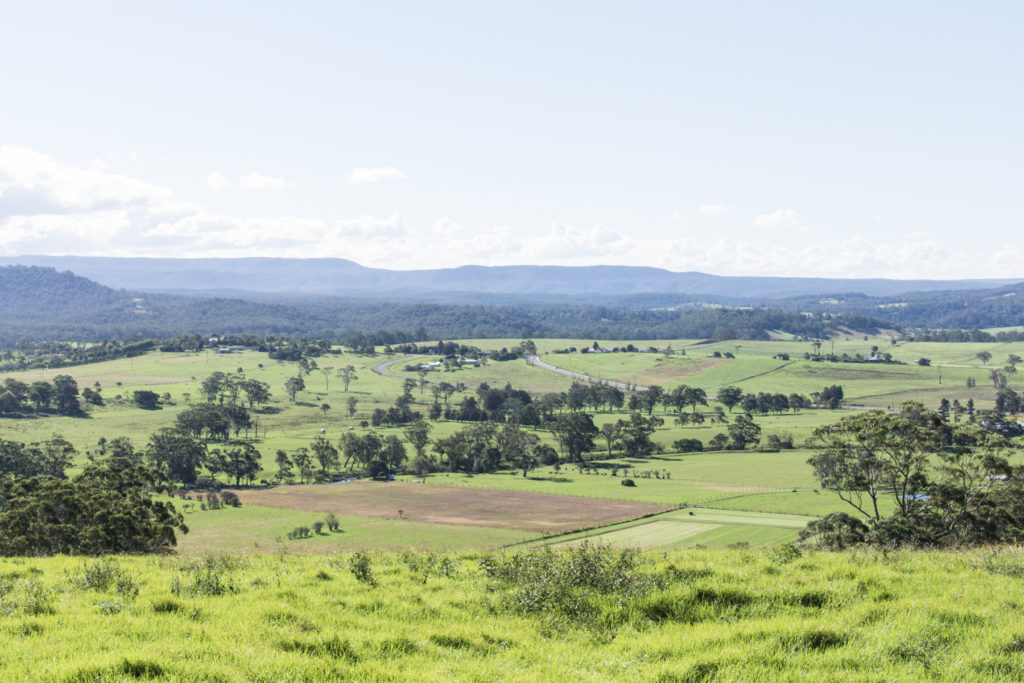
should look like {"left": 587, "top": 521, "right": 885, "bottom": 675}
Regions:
{"left": 373, "top": 354, "right": 429, "bottom": 381}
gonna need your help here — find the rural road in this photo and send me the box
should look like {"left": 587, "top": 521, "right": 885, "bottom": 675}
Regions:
{"left": 373, "top": 354, "right": 435, "bottom": 382}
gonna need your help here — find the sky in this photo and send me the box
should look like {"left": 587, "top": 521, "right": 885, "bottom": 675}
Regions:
{"left": 0, "top": 1, "right": 1021, "bottom": 279}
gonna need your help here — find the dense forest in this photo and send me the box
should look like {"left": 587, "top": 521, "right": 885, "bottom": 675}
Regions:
{"left": 0, "top": 266, "right": 892, "bottom": 346}
{"left": 5, "top": 265, "right": 1024, "bottom": 347}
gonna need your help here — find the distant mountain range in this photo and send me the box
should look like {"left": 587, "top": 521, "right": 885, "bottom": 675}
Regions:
{"left": 0, "top": 255, "right": 1017, "bottom": 300}
{"left": 3, "top": 259, "right": 1024, "bottom": 346}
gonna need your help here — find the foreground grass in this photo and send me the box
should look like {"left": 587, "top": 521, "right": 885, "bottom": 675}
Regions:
{"left": 3, "top": 547, "right": 1024, "bottom": 680}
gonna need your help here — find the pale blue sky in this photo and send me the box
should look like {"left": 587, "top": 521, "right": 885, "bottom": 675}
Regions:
{"left": 0, "top": 1, "right": 1020, "bottom": 277}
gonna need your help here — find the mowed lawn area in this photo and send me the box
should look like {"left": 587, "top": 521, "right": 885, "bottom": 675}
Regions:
{"left": 543, "top": 508, "right": 815, "bottom": 550}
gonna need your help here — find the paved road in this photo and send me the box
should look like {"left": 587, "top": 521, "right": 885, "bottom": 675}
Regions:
{"left": 373, "top": 354, "right": 429, "bottom": 381}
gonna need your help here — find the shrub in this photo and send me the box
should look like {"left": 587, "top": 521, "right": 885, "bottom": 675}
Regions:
{"left": 480, "top": 543, "right": 659, "bottom": 629}
{"left": 67, "top": 559, "right": 138, "bottom": 599}
{"left": 621, "top": 478, "right": 636, "bottom": 487}
{"left": 312, "top": 521, "right": 325, "bottom": 535}
{"left": 324, "top": 513, "right": 340, "bottom": 532}
{"left": 170, "top": 556, "right": 237, "bottom": 596}
{"left": 219, "top": 491, "right": 240, "bottom": 507}
{"left": 348, "top": 552, "right": 376, "bottom": 586}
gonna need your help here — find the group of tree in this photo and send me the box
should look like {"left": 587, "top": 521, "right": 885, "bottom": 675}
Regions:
{"left": 0, "top": 375, "right": 83, "bottom": 416}
{"left": 803, "top": 402, "right": 1024, "bottom": 548}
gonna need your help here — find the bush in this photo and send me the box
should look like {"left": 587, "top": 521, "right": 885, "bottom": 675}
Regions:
{"left": 312, "top": 521, "right": 325, "bottom": 535}
{"left": 797, "top": 512, "right": 868, "bottom": 550}
{"left": 621, "top": 478, "right": 636, "bottom": 487}
{"left": 348, "top": 552, "right": 376, "bottom": 586}
{"left": 324, "top": 513, "right": 340, "bottom": 532}
{"left": 219, "top": 491, "right": 240, "bottom": 507}
{"left": 480, "top": 543, "right": 659, "bottom": 629}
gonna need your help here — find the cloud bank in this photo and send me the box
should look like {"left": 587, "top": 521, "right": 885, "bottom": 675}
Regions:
{"left": 0, "top": 145, "right": 1015, "bottom": 279}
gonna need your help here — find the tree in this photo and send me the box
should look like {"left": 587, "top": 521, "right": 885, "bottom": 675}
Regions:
{"left": 319, "top": 366, "right": 334, "bottom": 392}
{"left": 337, "top": 365, "right": 358, "bottom": 392}
{"left": 27, "top": 381, "right": 53, "bottom": 411}
{"left": 292, "top": 447, "right": 314, "bottom": 484}
{"left": 497, "top": 422, "right": 540, "bottom": 477}
{"left": 311, "top": 435, "right": 339, "bottom": 474}
{"left": 240, "top": 379, "right": 271, "bottom": 408}
{"left": 51, "top": 375, "right": 81, "bottom": 415}
{"left": 0, "top": 457, "right": 187, "bottom": 555}
{"left": 347, "top": 396, "right": 359, "bottom": 417}
{"left": 617, "top": 413, "right": 662, "bottom": 457}
{"left": 146, "top": 429, "right": 207, "bottom": 486}
{"left": 210, "top": 441, "right": 262, "bottom": 486}
{"left": 320, "top": 403, "right": 331, "bottom": 418}
{"left": 274, "top": 449, "right": 294, "bottom": 482}
{"left": 284, "top": 375, "right": 305, "bottom": 402}
{"left": 548, "top": 412, "right": 598, "bottom": 463}
{"left": 820, "top": 385, "right": 844, "bottom": 410}
{"left": 133, "top": 390, "right": 161, "bottom": 410}
{"left": 403, "top": 420, "right": 432, "bottom": 461}
{"left": 201, "top": 372, "right": 227, "bottom": 403}
{"left": 727, "top": 414, "right": 761, "bottom": 450}
{"left": 807, "top": 405, "right": 939, "bottom": 522}
{"left": 600, "top": 422, "right": 619, "bottom": 458}
{"left": 39, "top": 435, "right": 76, "bottom": 479}
{"left": 977, "top": 351, "right": 992, "bottom": 365}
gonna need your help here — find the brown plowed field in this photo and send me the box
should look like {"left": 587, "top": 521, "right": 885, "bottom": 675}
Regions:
{"left": 227, "top": 481, "right": 673, "bottom": 534}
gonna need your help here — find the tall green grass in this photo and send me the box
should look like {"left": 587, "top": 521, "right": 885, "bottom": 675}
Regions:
{"left": 2, "top": 547, "right": 1024, "bottom": 681}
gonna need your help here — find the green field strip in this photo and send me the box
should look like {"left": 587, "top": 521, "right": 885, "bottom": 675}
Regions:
{"left": 681, "top": 524, "right": 800, "bottom": 547}
{"left": 552, "top": 520, "right": 720, "bottom": 549}
{"left": 662, "top": 507, "right": 813, "bottom": 529}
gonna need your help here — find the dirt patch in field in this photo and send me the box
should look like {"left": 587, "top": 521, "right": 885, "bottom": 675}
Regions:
{"left": 226, "top": 481, "right": 673, "bottom": 534}
{"left": 618, "top": 358, "right": 733, "bottom": 387}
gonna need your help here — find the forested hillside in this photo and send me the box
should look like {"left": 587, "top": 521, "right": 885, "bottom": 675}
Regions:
{"left": 0, "top": 266, "right": 894, "bottom": 345}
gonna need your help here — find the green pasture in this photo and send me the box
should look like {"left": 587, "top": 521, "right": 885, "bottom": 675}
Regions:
{"left": 4, "top": 548, "right": 1024, "bottom": 680}
{"left": 169, "top": 499, "right": 532, "bottom": 555}
{"left": 405, "top": 447, "right": 835, "bottom": 508}
{"left": 536, "top": 343, "right": 1020, "bottom": 409}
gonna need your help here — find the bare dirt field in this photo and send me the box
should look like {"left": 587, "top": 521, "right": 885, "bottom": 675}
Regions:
{"left": 619, "top": 358, "right": 733, "bottom": 386}
{"left": 227, "top": 481, "right": 673, "bottom": 534}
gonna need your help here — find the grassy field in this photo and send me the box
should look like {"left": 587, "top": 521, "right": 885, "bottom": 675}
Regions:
{"left": 2, "top": 338, "right": 1021, "bottom": 553}
{"left": 3, "top": 547, "right": 1024, "bottom": 680}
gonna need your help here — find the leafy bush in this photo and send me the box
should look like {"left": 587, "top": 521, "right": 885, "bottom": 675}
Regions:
{"left": 219, "top": 491, "right": 240, "bottom": 507}
{"left": 480, "top": 543, "right": 659, "bottom": 629}
{"left": 67, "top": 559, "right": 139, "bottom": 599}
{"left": 621, "top": 478, "right": 636, "bottom": 487}
{"left": 348, "top": 552, "right": 376, "bottom": 586}
{"left": 170, "top": 556, "right": 238, "bottom": 596}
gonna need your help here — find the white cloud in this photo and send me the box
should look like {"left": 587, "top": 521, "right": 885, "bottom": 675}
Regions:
{"left": 206, "top": 172, "right": 230, "bottom": 191}
{"left": 238, "top": 172, "right": 291, "bottom": 191}
{"left": 348, "top": 166, "right": 411, "bottom": 184}
{"left": 698, "top": 203, "right": 729, "bottom": 217}
{"left": 0, "top": 144, "right": 169, "bottom": 215}
{"left": 1, "top": 146, "right": 1017, "bottom": 279}
{"left": 753, "top": 208, "right": 802, "bottom": 228}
